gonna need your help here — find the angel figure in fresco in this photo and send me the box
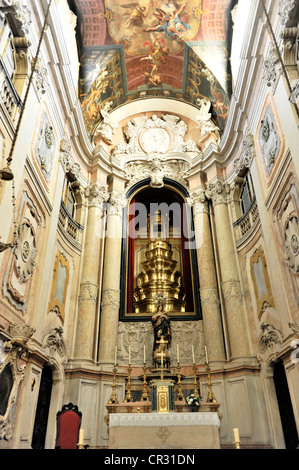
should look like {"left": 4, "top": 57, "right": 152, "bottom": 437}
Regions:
{"left": 121, "top": 3, "right": 147, "bottom": 28}
{"left": 140, "top": 35, "right": 169, "bottom": 86}
{"left": 146, "top": 2, "right": 190, "bottom": 40}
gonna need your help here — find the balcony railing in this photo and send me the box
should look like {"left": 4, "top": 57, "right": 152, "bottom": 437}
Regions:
{"left": 233, "top": 196, "right": 260, "bottom": 243}
{"left": 0, "top": 56, "right": 22, "bottom": 121}
{"left": 58, "top": 200, "right": 84, "bottom": 248}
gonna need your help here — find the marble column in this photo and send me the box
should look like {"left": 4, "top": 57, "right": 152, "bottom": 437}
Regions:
{"left": 74, "top": 183, "right": 108, "bottom": 362}
{"left": 191, "top": 189, "right": 226, "bottom": 362}
{"left": 98, "top": 191, "right": 124, "bottom": 367}
{"left": 206, "top": 179, "right": 250, "bottom": 359}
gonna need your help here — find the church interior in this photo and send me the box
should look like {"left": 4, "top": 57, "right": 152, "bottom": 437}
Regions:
{"left": 0, "top": 0, "right": 299, "bottom": 450}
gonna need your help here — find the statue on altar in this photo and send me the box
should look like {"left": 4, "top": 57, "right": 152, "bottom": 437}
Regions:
{"left": 152, "top": 304, "right": 171, "bottom": 369}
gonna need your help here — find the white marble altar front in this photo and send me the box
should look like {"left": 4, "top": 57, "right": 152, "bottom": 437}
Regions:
{"left": 108, "top": 412, "right": 221, "bottom": 449}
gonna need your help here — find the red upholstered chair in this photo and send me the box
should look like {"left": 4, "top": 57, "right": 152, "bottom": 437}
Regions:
{"left": 55, "top": 403, "right": 82, "bottom": 449}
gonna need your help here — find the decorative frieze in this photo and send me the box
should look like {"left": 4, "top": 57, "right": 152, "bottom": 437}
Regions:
{"left": 200, "top": 286, "right": 220, "bottom": 307}
{"left": 117, "top": 319, "right": 203, "bottom": 366}
{"left": 101, "top": 288, "right": 120, "bottom": 310}
{"left": 78, "top": 281, "right": 98, "bottom": 305}
{"left": 221, "top": 279, "right": 242, "bottom": 302}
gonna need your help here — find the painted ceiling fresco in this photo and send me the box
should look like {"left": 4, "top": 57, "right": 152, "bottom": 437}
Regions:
{"left": 70, "top": 0, "right": 238, "bottom": 139}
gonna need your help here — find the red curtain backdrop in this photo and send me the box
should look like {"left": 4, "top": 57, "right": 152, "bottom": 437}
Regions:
{"left": 127, "top": 199, "right": 135, "bottom": 313}
{"left": 180, "top": 199, "right": 194, "bottom": 312}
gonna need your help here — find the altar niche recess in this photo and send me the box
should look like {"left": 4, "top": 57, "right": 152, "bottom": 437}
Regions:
{"left": 119, "top": 180, "right": 201, "bottom": 321}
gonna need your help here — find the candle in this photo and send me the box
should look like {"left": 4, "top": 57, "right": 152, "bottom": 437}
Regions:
{"left": 177, "top": 343, "right": 180, "bottom": 363}
{"left": 143, "top": 344, "right": 146, "bottom": 364}
{"left": 205, "top": 345, "right": 209, "bottom": 365}
{"left": 192, "top": 344, "right": 195, "bottom": 364}
{"left": 129, "top": 345, "right": 131, "bottom": 365}
{"left": 233, "top": 428, "right": 240, "bottom": 443}
{"left": 114, "top": 346, "right": 117, "bottom": 365}
{"left": 78, "top": 429, "right": 84, "bottom": 445}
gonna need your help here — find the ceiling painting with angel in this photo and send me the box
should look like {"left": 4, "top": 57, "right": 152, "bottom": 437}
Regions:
{"left": 69, "top": 0, "right": 237, "bottom": 139}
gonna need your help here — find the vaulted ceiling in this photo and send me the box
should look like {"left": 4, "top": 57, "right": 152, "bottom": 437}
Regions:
{"left": 68, "top": 0, "right": 238, "bottom": 139}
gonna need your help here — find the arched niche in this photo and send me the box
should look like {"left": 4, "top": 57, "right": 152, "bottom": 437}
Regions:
{"left": 119, "top": 178, "right": 201, "bottom": 321}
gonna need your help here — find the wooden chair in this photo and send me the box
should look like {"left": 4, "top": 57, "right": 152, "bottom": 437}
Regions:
{"left": 55, "top": 402, "right": 82, "bottom": 449}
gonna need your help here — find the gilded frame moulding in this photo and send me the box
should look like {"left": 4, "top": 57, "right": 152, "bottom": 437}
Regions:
{"left": 250, "top": 246, "right": 275, "bottom": 321}
{"left": 47, "top": 251, "right": 70, "bottom": 324}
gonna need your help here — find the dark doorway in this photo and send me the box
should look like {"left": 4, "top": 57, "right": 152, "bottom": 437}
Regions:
{"left": 31, "top": 365, "right": 53, "bottom": 449}
{"left": 273, "top": 360, "right": 299, "bottom": 449}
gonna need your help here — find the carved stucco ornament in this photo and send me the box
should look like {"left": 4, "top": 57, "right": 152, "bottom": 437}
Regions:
{"left": 278, "top": 0, "right": 297, "bottom": 26}
{"left": 262, "top": 44, "right": 282, "bottom": 94}
{"left": 0, "top": 1, "right": 32, "bottom": 36}
{"left": 259, "top": 323, "right": 283, "bottom": 355}
{"left": 196, "top": 98, "right": 220, "bottom": 145}
{"left": 123, "top": 155, "right": 190, "bottom": 189}
{"left": 60, "top": 135, "right": 81, "bottom": 181}
{"left": 43, "top": 327, "right": 66, "bottom": 359}
{"left": 284, "top": 216, "right": 299, "bottom": 273}
{"left": 259, "top": 106, "right": 280, "bottom": 174}
{"left": 93, "top": 103, "right": 117, "bottom": 145}
{"left": 0, "top": 323, "right": 34, "bottom": 440}
{"left": 234, "top": 128, "right": 256, "bottom": 176}
{"left": 14, "top": 223, "right": 37, "bottom": 281}
{"left": 113, "top": 114, "right": 198, "bottom": 156}
{"left": 206, "top": 179, "right": 230, "bottom": 206}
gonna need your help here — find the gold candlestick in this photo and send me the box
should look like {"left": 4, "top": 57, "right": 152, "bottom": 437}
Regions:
{"left": 193, "top": 364, "right": 200, "bottom": 398}
{"left": 176, "top": 362, "right": 185, "bottom": 402}
{"left": 160, "top": 351, "right": 164, "bottom": 381}
{"left": 233, "top": 428, "right": 241, "bottom": 449}
{"left": 124, "top": 365, "right": 134, "bottom": 402}
{"left": 141, "top": 363, "right": 150, "bottom": 401}
{"left": 107, "top": 365, "right": 119, "bottom": 404}
{"left": 206, "top": 362, "right": 217, "bottom": 403}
